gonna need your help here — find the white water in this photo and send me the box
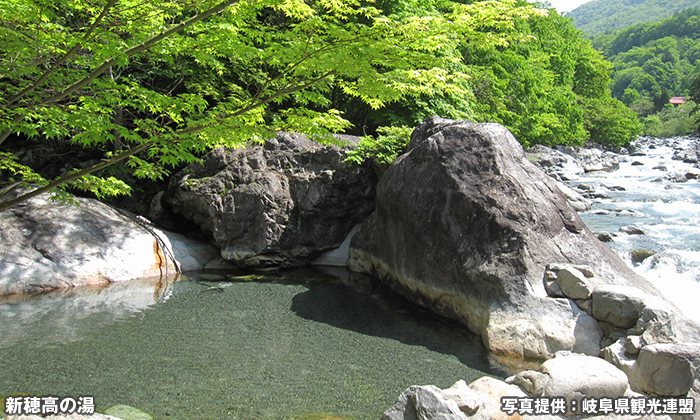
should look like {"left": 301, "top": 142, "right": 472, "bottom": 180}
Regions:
{"left": 574, "top": 137, "right": 700, "bottom": 322}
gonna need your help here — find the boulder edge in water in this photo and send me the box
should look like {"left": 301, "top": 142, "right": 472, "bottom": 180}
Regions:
{"left": 348, "top": 117, "right": 663, "bottom": 366}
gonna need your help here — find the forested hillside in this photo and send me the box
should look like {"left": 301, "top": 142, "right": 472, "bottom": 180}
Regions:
{"left": 0, "top": 0, "right": 639, "bottom": 207}
{"left": 592, "top": 8, "right": 700, "bottom": 136}
{"left": 568, "top": 0, "right": 700, "bottom": 36}
{"left": 463, "top": 6, "right": 639, "bottom": 147}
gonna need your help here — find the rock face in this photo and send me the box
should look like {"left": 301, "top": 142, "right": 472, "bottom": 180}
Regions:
{"left": 0, "top": 192, "right": 218, "bottom": 296}
{"left": 166, "top": 132, "right": 376, "bottom": 268}
{"left": 526, "top": 145, "right": 585, "bottom": 181}
{"left": 348, "top": 118, "right": 662, "bottom": 364}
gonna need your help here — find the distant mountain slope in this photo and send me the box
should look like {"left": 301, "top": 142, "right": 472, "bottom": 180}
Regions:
{"left": 568, "top": 0, "right": 700, "bottom": 36}
{"left": 590, "top": 7, "right": 700, "bottom": 135}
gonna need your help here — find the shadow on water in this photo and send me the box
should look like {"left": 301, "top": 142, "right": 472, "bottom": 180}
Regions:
{"left": 0, "top": 266, "right": 499, "bottom": 420}
{"left": 287, "top": 269, "right": 495, "bottom": 375}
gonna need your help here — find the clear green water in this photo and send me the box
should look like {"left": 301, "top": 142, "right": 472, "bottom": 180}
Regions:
{"left": 0, "top": 267, "right": 497, "bottom": 420}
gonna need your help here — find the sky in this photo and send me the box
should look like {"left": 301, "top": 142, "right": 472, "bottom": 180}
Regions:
{"left": 538, "top": 0, "right": 594, "bottom": 13}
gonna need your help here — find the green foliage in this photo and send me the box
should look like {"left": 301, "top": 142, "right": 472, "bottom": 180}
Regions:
{"left": 592, "top": 8, "right": 700, "bottom": 139}
{"left": 463, "top": 6, "right": 637, "bottom": 147}
{"left": 568, "top": 0, "right": 700, "bottom": 36}
{"left": 581, "top": 96, "right": 643, "bottom": 145}
{"left": 595, "top": 9, "right": 700, "bottom": 101}
{"left": 344, "top": 126, "right": 413, "bottom": 166}
{"left": 0, "top": 152, "right": 47, "bottom": 185}
{"left": 642, "top": 101, "right": 699, "bottom": 136}
{"left": 0, "top": 0, "right": 538, "bottom": 211}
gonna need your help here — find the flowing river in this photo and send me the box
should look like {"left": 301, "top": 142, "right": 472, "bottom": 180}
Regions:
{"left": 0, "top": 268, "right": 498, "bottom": 420}
{"left": 574, "top": 136, "right": 700, "bottom": 322}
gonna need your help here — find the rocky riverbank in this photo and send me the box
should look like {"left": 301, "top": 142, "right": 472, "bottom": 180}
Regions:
{"left": 2, "top": 122, "right": 700, "bottom": 419}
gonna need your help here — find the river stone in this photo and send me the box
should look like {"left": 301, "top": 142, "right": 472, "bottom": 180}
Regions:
{"left": 0, "top": 192, "right": 217, "bottom": 296}
{"left": 545, "top": 264, "right": 593, "bottom": 300}
{"left": 506, "top": 370, "right": 550, "bottom": 396}
{"left": 601, "top": 338, "right": 640, "bottom": 386}
{"left": 653, "top": 171, "right": 690, "bottom": 183}
{"left": 636, "top": 343, "right": 700, "bottom": 396}
{"left": 596, "top": 232, "right": 614, "bottom": 242}
{"left": 442, "top": 380, "right": 481, "bottom": 415}
{"left": 553, "top": 182, "right": 592, "bottom": 212}
{"left": 539, "top": 353, "right": 630, "bottom": 401}
{"left": 466, "top": 377, "right": 527, "bottom": 420}
{"left": 348, "top": 118, "right": 659, "bottom": 363}
{"left": 526, "top": 144, "right": 584, "bottom": 181}
{"left": 591, "top": 285, "right": 649, "bottom": 329}
{"left": 630, "top": 249, "right": 655, "bottom": 265}
{"left": 167, "top": 132, "right": 376, "bottom": 268}
{"left": 619, "top": 225, "right": 645, "bottom": 235}
{"left": 380, "top": 385, "right": 468, "bottom": 420}
{"left": 625, "top": 335, "right": 643, "bottom": 355}
{"left": 103, "top": 405, "right": 153, "bottom": 420}
{"left": 562, "top": 146, "right": 620, "bottom": 172}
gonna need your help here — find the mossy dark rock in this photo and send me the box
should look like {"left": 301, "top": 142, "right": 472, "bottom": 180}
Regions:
{"left": 630, "top": 249, "right": 656, "bottom": 265}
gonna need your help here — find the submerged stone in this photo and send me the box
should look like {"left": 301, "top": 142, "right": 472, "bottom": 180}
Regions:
{"left": 103, "top": 404, "right": 153, "bottom": 420}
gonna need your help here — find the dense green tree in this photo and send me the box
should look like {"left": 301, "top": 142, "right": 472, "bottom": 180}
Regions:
{"left": 0, "top": 0, "right": 536, "bottom": 211}
{"left": 594, "top": 8, "right": 700, "bottom": 135}
{"left": 463, "top": 6, "right": 638, "bottom": 146}
{"left": 568, "top": 0, "right": 700, "bottom": 37}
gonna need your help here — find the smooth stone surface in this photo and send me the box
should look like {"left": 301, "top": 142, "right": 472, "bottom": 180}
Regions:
{"left": 539, "top": 353, "right": 630, "bottom": 400}
{"left": 0, "top": 192, "right": 217, "bottom": 296}
{"left": 548, "top": 264, "right": 593, "bottom": 300}
{"left": 591, "top": 285, "right": 649, "bottom": 329}
{"left": 349, "top": 118, "right": 656, "bottom": 364}
{"left": 636, "top": 343, "right": 700, "bottom": 396}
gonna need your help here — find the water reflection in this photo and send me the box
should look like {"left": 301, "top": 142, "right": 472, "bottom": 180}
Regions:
{"left": 0, "top": 275, "right": 176, "bottom": 349}
{"left": 0, "top": 267, "right": 496, "bottom": 420}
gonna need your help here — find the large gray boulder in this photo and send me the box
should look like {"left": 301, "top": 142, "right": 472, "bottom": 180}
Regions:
{"left": 166, "top": 132, "right": 376, "bottom": 268}
{"left": 0, "top": 192, "right": 218, "bottom": 296}
{"left": 348, "top": 118, "right": 662, "bottom": 365}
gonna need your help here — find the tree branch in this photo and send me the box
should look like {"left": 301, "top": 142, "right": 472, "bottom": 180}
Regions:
{"left": 5, "top": 0, "right": 120, "bottom": 107}
{"left": 44, "top": 0, "right": 238, "bottom": 106}
{"left": 0, "top": 141, "right": 152, "bottom": 212}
